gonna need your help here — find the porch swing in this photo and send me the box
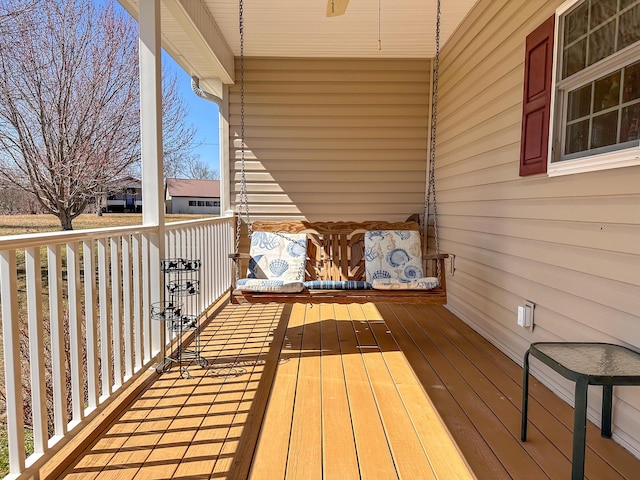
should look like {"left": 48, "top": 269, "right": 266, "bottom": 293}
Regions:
{"left": 229, "top": 0, "right": 449, "bottom": 305}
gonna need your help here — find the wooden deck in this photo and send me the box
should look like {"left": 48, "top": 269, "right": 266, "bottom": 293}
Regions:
{"left": 58, "top": 302, "right": 640, "bottom": 479}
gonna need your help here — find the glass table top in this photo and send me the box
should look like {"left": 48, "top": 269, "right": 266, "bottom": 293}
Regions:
{"left": 532, "top": 343, "right": 640, "bottom": 377}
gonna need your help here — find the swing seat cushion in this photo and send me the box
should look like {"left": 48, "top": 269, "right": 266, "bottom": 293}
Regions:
{"left": 372, "top": 277, "right": 439, "bottom": 290}
{"left": 364, "top": 230, "right": 424, "bottom": 283}
{"left": 246, "top": 231, "right": 307, "bottom": 282}
{"left": 236, "top": 278, "right": 305, "bottom": 293}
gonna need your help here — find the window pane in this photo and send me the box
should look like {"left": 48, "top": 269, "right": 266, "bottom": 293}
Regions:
{"left": 565, "top": 119, "right": 590, "bottom": 154}
{"left": 623, "top": 61, "right": 640, "bottom": 102}
{"left": 568, "top": 84, "right": 592, "bottom": 120}
{"left": 594, "top": 71, "right": 621, "bottom": 112}
{"left": 591, "top": 111, "right": 619, "bottom": 147}
{"left": 590, "top": 0, "right": 617, "bottom": 29}
{"left": 588, "top": 21, "right": 616, "bottom": 66}
{"left": 621, "top": 103, "right": 640, "bottom": 141}
{"left": 564, "top": 39, "right": 587, "bottom": 78}
{"left": 564, "top": 2, "right": 589, "bottom": 44}
{"left": 618, "top": 4, "right": 640, "bottom": 51}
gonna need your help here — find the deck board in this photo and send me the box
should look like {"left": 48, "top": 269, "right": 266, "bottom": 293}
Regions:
{"left": 318, "top": 304, "right": 360, "bottom": 480}
{"left": 335, "top": 305, "right": 400, "bottom": 479}
{"left": 57, "top": 302, "right": 640, "bottom": 480}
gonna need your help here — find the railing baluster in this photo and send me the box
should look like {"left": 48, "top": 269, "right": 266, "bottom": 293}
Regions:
{"left": 110, "top": 237, "right": 122, "bottom": 389}
{"left": 66, "top": 242, "right": 84, "bottom": 424}
{"left": 132, "top": 234, "right": 143, "bottom": 371}
{"left": 149, "top": 233, "right": 163, "bottom": 357}
{"left": 0, "top": 250, "right": 26, "bottom": 474}
{"left": 141, "top": 233, "right": 151, "bottom": 363}
{"left": 122, "top": 235, "right": 134, "bottom": 381}
{"left": 47, "top": 244, "right": 67, "bottom": 437}
{"left": 97, "top": 238, "right": 112, "bottom": 398}
{"left": 83, "top": 239, "right": 99, "bottom": 410}
{"left": 25, "top": 247, "right": 48, "bottom": 456}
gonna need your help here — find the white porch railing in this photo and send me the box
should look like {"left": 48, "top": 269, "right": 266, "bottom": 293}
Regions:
{"left": 0, "top": 215, "right": 234, "bottom": 479}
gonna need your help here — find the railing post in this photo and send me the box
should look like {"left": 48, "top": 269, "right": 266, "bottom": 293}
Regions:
{"left": 139, "top": 0, "right": 165, "bottom": 358}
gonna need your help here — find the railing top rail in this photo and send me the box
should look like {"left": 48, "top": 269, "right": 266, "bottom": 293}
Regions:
{"left": 164, "top": 215, "right": 234, "bottom": 231}
{"left": 0, "top": 224, "right": 158, "bottom": 251}
{"left": 0, "top": 216, "right": 234, "bottom": 251}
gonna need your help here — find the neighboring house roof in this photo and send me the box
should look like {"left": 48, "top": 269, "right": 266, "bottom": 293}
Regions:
{"left": 166, "top": 178, "right": 221, "bottom": 198}
{"left": 118, "top": 176, "right": 142, "bottom": 189}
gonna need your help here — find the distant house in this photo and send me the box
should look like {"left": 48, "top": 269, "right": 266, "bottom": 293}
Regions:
{"left": 165, "top": 178, "right": 221, "bottom": 215}
{"left": 105, "top": 177, "right": 142, "bottom": 213}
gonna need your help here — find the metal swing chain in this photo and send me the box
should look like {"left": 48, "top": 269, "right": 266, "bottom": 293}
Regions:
{"left": 235, "top": 0, "right": 252, "bottom": 282}
{"left": 425, "top": 0, "right": 442, "bottom": 284}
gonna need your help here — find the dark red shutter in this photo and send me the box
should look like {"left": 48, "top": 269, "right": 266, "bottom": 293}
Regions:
{"left": 519, "top": 15, "right": 555, "bottom": 176}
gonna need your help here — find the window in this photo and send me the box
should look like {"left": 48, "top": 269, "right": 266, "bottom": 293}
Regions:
{"left": 188, "top": 200, "right": 196, "bottom": 206}
{"left": 205, "top": 201, "right": 214, "bottom": 207}
{"left": 197, "top": 201, "right": 205, "bottom": 206}
{"left": 551, "top": 0, "right": 640, "bottom": 174}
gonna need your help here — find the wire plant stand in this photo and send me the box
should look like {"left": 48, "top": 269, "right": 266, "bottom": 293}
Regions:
{"left": 152, "top": 258, "right": 208, "bottom": 378}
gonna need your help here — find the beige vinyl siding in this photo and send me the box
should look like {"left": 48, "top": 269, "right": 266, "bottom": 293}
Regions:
{"left": 228, "top": 58, "right": 430, "bottom": 222}
{"left": 438, "top": 0, "right": 640, "bottom": 457}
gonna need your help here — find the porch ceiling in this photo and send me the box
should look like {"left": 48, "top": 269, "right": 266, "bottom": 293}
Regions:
{"left": 117, "top": 0, "right": 478, "bottom": 93}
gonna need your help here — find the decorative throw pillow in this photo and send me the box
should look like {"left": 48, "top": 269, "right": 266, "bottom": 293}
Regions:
{"left": 246, "top": 231, "right": 307, "bottom": 282}
{"left": 364, "top": 230, "right": 424, "bottom": 283}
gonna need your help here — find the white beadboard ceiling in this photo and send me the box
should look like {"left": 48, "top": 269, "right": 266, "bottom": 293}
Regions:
{"left": 205, "top": 0, "right": 478, "bottom": 58}
{"left": 119, "top": 0, "right": 478, "bottom": 88}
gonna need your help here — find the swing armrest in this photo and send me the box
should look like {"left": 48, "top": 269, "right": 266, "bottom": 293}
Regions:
{"left": 229, "top": 253, "right": 251, "bottom": 290}
{"left": 229, "top": 253, "right": 251, "bottom": 261}
{"left": 424, "top": 253, "right": 449, "bottom": 260}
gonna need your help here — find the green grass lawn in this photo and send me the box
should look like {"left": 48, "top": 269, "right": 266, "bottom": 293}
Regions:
{"left": 0, "top": 213, "right": 213, "bottom": 237}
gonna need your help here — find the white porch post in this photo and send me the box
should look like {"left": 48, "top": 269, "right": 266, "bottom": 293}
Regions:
{"left": 139, "top": 0, "right": 165, "bottom": 356}
{"left": 220, "top": 84, "right": 232, "bottom": 215}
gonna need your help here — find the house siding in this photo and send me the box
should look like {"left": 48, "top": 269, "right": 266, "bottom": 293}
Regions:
{"left": 438, "top": 0, "right": 640, "bottom": 456}
{"left": 167, "top": 197, "right": 220, "bottom": 215}
{"left": 228, "top": 57, "right": 431, "bottom": 222}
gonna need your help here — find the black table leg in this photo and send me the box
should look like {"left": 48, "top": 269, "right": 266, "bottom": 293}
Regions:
{"left": 601, "top": 385, "right": 613, "bottom": 438}
{"left": 521, "top": 349, "right": 531, "bottom": 441}
{"left": 572, "top": 379, "right": 589, "bottom": 480}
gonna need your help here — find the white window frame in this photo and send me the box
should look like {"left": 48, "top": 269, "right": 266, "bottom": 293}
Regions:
{"left": 548, "top": 0, "right": 640, "bottom": 176}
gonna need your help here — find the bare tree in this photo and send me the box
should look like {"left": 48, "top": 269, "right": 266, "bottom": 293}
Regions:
{"left": 0, "top": 0, "right": 41, "bottom": 33}
{"left": 184, "top": 155, "right": 220, "bottom": 180}
{"left": 0, "top": 0, "right": 197, "bottom": 230}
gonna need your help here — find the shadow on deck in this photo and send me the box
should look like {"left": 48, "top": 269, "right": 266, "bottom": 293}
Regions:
{"left": 55, "top": 302, "right": 640, "bottom": 480}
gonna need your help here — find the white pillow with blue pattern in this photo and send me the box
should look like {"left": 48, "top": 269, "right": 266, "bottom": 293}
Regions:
{"left": 365, "top": 230, "right": 426, "bottom": 284}
{"left": 237, "top": 231, "right": 307, "bottom": 293}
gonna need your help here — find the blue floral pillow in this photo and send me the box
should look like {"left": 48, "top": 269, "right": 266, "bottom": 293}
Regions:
{"left": 246, "top": 231, "right": 307, "bottom": 282}
{"left": 364, "top": 230, "right": 423, "bottom": 283}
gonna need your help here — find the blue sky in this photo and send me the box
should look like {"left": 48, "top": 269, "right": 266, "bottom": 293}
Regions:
{"left": 166, "top": 54, "right": 221, "bottom": 174}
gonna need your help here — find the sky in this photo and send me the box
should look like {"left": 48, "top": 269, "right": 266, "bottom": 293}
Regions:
{"left": 166, "top": 53, "right": 221, "bottom": 175}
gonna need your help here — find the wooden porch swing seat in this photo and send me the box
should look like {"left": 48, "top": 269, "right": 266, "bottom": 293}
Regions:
{"left": 230, "top": 0, "right": 449, "bottom": 305}
{"left": 230, "top": 217, "right": 448, "bottom": 305}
